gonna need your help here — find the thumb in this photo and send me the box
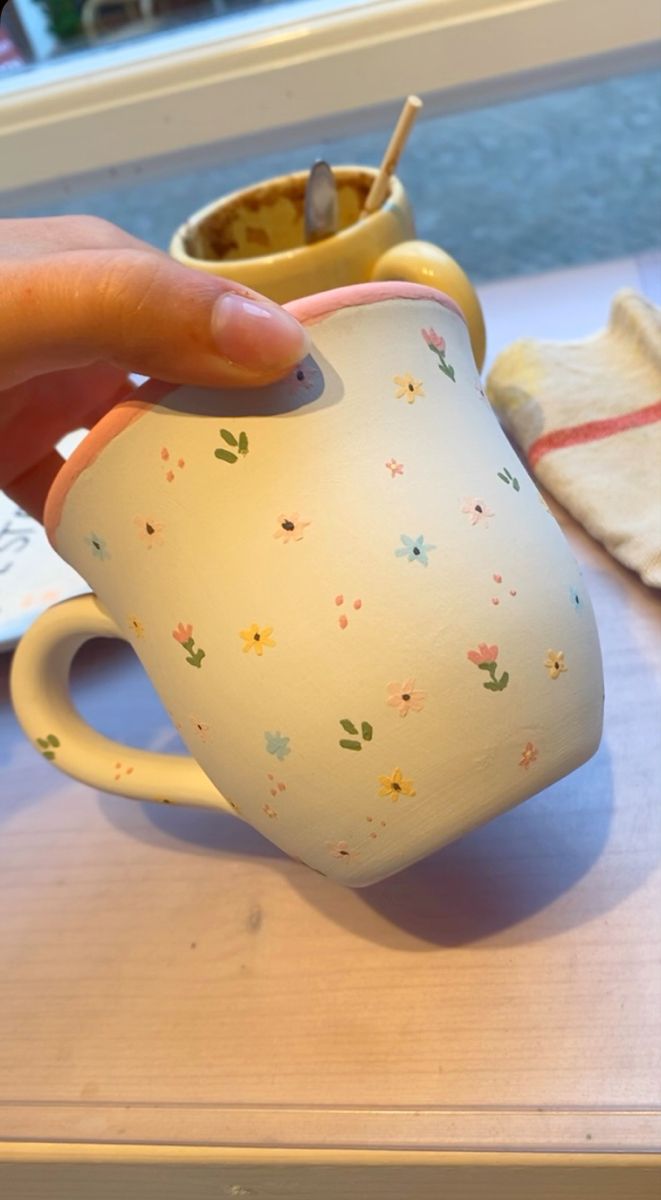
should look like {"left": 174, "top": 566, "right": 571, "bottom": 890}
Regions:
{"left": 1, "top": 248, "right": 310, "bottom": 390}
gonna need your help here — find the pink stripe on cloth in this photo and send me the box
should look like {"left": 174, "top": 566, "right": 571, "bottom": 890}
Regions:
{"left": 528, "top": 399, "right": 661, "bottom": 468}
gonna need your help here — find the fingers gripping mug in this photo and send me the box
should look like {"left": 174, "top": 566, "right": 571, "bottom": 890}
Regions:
{"left": 170, "top": 166, "right": 487, "bottom": 371}
{"left": 10, "top": 283, "right": 603, "bottom": 887}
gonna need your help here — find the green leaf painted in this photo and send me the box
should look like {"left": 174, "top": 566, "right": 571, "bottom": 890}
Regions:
{"left": 215, "top": 448, "right": 238, "bottom": 463}
{"left": 220, "top": 428, "right": 238, "bottom": 446}
{"left": 361, "top": 722, "right": 373, "bottom": 741}
{"left": 512, "top": 478, "right": 520, "bottom": 492}
{"left": 498, "top": 671, "right": 510, "bottom": 690}
{"left": 478, "top": 661, "right": 497, "bottom": 672}
{"left": 37, "top": 737, "right": 49, "bottom": 749}
{"left": 43, "top": 750, "right": 56, "bottom": 760}
{"left": 238, "top": 431, "right": 249, "bottom": 455}
{"left": 340, "top": 718, "right": 358, "bottom": 735}
{"left": 483, "top": 680, "right": 500, "bottom": 691}
{"left": 497, "top": 472, "right": 509, "bottom": 483}
{"left": 47, "top": 735, "right": 60, "bottom": 747}
{"left": 339, "top": 739, "right": 362, "bottom": 751}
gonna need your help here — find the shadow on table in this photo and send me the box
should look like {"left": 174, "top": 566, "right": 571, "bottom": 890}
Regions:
{"left": 50, "top": 566, "right": 661, "bottom": 950}
{"left": 297, "top": 743, "right": 620, "bottom": 949}
{"left": 98, "top": 732, "right": 649, "bottom": 951}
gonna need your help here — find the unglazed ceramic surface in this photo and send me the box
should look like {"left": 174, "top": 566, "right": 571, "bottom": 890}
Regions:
{"left": 10, "top": 284, "right": 603, "bottom": 886}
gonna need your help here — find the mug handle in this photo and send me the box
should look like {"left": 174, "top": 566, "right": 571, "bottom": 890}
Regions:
{"left": 10, "top": 593, "right": 239, "bottom": 814}
{"left": 371, "top": 239, "right": 487, "bottom": 372}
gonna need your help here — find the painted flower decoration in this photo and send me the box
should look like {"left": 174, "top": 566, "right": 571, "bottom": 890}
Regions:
{"left": 467, "top": 642, "right": 499, "bottom": 666}
{"left": 328, "top": 840, "right": 359, "bottom": 860}
{"left": 385, "top": 458, "right": 404, "bottom": 478}
{"left": 274, "top": 513, "right": 310, "bottom": 543}
{"left": 378, "top": 767, "right": 416, "bottom": 800}
{"left": 263, "top": 803, "right": 278, "bottom": 819}
{"left": 422, "top": 327, "right": 445, "bottom": 351}
{"left": 172, "top": 623, "right": 205, "bottom": 668}
{"left": 128, "top": 615, "right": 145, "bottom": 638}
{"left": 134, "top": 515, "right": 164, "bottom": 547}
{"left": 422, "top": 326, "right": 455, "bottom": 381}
{"left": 394, "top": 373, "right": 424, "bottom": 403}
{"left": 85, "top": 532, "right": 110, "bottom": 560}
{"left": 240, "top": 624, "right": 275, "bottom": 656}
{"left": 544, "top": 649, "right": 567, "bottom": 679}
{"left": 395, "top": 533, "right": 436, "bottom": 566}
{"left": 173, "top": 622, "right": 193, "bottom": 645}
{"left": 519, "top": 741, "right": 538, "bottom": 769}
{"left": 190, "top": 718, "right": 210, "bottom": 741}
{"left": 568, "top": 586, "right": 583, "bottom": 613}
{"left": 467, "top": 643, "right": 509, "bottom": 691}
{"left": 386, "top": 680, "right": 426, "bottom": 717}
{"left": 461, "top": 497, "right": 494, "bottom": 526}
{"left": 294, "top": 365, "right": 311, "bottom": 388}
{"left": 264, "top": 730, "right": 291, "bottom": 760}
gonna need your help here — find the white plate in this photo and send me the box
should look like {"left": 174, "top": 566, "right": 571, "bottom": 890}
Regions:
{"left": 0, "top": 431, "right": 90, "bottom": 653}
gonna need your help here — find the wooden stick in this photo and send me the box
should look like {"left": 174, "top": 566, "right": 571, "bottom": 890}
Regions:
{"left": 362, "top": 94, "right": 423, "bottom": 216}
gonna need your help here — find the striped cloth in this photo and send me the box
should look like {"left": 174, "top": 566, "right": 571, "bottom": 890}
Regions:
{"left": 486, "top": 290, "right": 661, "bottom": 588}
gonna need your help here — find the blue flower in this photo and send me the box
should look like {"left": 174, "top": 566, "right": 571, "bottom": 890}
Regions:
{"left": 395, "top": 534, "right": 436, "bottom": 566}
{"left": 264, "top": 731, "right": 291, "bottom": 760}
{"left": 85, "top": 532, "right": 110, "bottom": 560}
{"left": 568, "top": 585, "right": 583, "bottom": 612}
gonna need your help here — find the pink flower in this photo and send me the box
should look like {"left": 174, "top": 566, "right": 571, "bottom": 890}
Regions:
{"left": 461, "top": 497, "right": 494, "bottom": 526}
{"left": 385, "top": 458, "right": 404, "bottom": 478}
{"left": 519, "top": 741, "right": 538, "bottom": 769}
{"left": 327, "top": 840, "right": 359, "bottom": 861}
{"left": 386, "top": 679, "right": 426, "bottom": 717}
{"left": 467, "top": 643, "right": 498, "bottom": 666}
{"left": 173, "top": 622, "right": 193, "bottom": 644}
{"left": 422, "top": 327, "right": 445, "bottom": 351}
{"left": 134, "top": 515, "right": 164, "bottom": 547}
{"left": 190, "top": 717, "right": 210, "bottom": 741}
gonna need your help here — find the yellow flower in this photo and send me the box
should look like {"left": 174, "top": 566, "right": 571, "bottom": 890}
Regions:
{"left": 394, "top": 373, "right": 424, "bottom": 403}
{"left": 128, "top": 615, "right": 145, "bottom": 638}
{"left": 378, "top": 767, "right": 416, "bottom": 800}
{"left": 240, "top": 623, "right": 275, "bottom": 656}
{"left": 544, "top": 649, "right": 567, "bottom": 679}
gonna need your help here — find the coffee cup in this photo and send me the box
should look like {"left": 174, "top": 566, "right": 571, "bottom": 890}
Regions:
{"left": 170, "top": 165, "right": 486, "bottom": 370}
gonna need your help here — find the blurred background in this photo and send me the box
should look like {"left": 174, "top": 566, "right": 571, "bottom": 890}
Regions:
{"left": 1, "top": 0, "right": 660, "bottom": 282}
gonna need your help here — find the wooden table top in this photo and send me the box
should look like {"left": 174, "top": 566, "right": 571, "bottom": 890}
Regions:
{"left": 1, "top": 259, "right": 660, "bottom": 1157}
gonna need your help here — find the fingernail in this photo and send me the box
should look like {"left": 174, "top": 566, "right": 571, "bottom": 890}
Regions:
{"left": 211, "top": 293, "right": 310, "bottom": 370}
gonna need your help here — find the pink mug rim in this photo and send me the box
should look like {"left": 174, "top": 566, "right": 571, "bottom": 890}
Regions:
{"left": 43, "top": 281, "right": 465, "bottom": 544}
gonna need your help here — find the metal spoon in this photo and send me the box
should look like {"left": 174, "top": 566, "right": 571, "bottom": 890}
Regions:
{"left": 304, "top": 159, "right": 339, "bottom": 244}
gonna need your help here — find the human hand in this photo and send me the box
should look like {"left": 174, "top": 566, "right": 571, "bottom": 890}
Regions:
{"left": 0, "top": 216, "right": 309, "bottom": 520}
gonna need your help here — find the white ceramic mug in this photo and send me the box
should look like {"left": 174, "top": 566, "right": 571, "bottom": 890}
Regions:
{"left": 10, "top": 283, "right": 604, "bottom": 887}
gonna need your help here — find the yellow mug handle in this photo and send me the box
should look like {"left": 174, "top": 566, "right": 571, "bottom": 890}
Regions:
{"left": 372, "top": 240, "right": 486, "bottom": 372}
{"left": 10, "top": 594, "right": 238, "bottom": 814}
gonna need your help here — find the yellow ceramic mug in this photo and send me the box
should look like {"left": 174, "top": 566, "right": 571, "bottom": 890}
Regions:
{"left": 170, "top": 165, "right": 486, "bottom": 371}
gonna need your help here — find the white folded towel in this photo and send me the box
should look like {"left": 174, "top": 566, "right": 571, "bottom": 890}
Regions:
{"left": 486, "top": 290, "right": 661, "bottom": 588}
